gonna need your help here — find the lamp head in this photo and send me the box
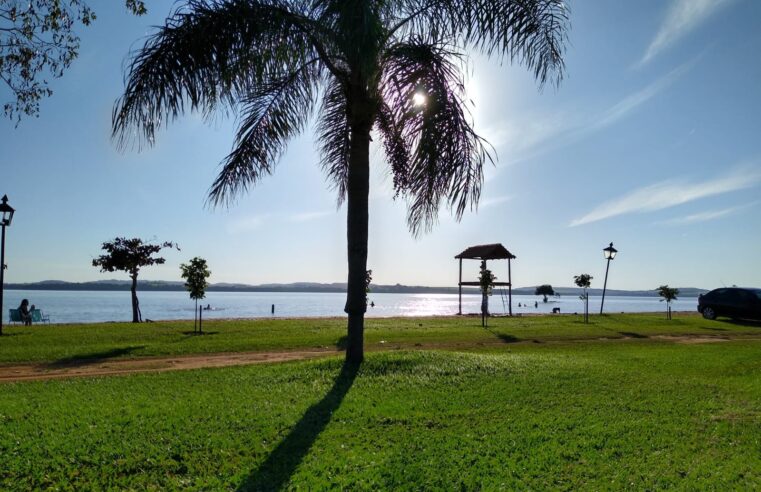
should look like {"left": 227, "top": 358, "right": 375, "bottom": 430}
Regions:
{"left": 603, "top": 242, "right": 617, "bottom": 260}
{"left": 0, "top": 195, "right": 14, "bottom": 226}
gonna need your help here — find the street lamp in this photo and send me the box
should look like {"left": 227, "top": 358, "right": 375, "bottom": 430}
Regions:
{"left": 0, "top": 195, "right": 15, "bottom": 336}
{"left": 599, "top": 242, "right": 618, "bottom": 315}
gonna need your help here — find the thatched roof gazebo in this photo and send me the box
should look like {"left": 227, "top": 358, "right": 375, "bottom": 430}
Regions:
{"left": 455, "top": 243, "right": 516, "bottom": 315}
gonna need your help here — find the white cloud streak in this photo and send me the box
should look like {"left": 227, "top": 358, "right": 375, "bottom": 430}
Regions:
{"left": 637, "top": 0, "right": 733, "bottom": 67}
{"left": 567, "top": 61, "right": 691, "bottom": 141}
{"left": 484, "top": 62, "right": 691, "bottom": 165}
{"left": 479, "top": 195, "right": 512, "bottom": 209}
{"left": 289, "top": 210, "right": 333, "bottom": 222}
{"left": 226, "top": 214, "right": 269, "bottom": 234}
{"left": 569, "top": 165, "right": 761, "bottom": 227}
{"left": 659, "top": 202, "right": 757, "bottom": 225}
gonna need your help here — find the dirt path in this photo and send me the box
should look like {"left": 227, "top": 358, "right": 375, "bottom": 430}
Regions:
{"left": 0, "top": 349, "right": 340, "bottom": 383}
{"left": 1, "top": 332, "right": 757, "bottom": 383}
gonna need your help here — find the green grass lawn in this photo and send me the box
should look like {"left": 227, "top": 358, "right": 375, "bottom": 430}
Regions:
{"left": 0, "top": 339, "right": 759, "bottom": 489}
{"left": 0, "top": 313, "right": 758, "bottom": 364}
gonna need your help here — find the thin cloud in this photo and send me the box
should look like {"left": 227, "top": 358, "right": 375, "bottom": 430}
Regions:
{"left": 637, "top": 0, "right": 732, "bottom": 67}
{"left": 659, "top": 202, "right": 757, "bottom": 225}
{"left": 485, "top": 62, "right": 691, "bottom": 165}
{"left": 569, "top": 165, "right": 761, "bottom": 227}
{"left": 481, "top": 113, "right": 570, "bottom": 159}
{"left": 479, "top": 195, "right": 512, "bottom": 209}
{"left": 226, "top": 214, "right": 269, "bottom": 234}
{"left": 582, "top": 62, "right": 691, "bottom": 134}
{"left": 290, "top": 210, "right": 333, "bottom": 222}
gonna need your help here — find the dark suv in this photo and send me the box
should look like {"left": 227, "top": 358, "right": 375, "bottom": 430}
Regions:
{"left": 698, "top": 287, "right": 761, "bottom": 321}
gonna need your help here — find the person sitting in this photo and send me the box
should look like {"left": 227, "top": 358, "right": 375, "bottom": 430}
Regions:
{"left": 18, "top": 299, "right": 32, "bottom": 326}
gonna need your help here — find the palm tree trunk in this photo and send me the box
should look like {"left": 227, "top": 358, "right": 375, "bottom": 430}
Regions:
{"left": 130, "top": 274, "right": 140, "bottom": 323}
{"left": 344, "top": 97, "right": 372, "bottom": 364}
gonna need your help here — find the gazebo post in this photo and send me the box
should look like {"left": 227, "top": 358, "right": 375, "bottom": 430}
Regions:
{"left": 480, "top": 259, "right": 489, "bottom": 322}
{"left": 508, "top": 257, "right": 513, "bottom": 316}
{"left": 458, "top": 258, "right": 463, "bottom": 315}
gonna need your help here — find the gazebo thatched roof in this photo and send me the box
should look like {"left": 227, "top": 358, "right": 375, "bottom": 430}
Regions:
{"left": 455, "top": 243, "right": 516, "bottom": 260}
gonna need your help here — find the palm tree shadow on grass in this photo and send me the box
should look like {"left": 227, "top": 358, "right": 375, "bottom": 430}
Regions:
{"left": 180, "top": 330, "right": 220, "bottom": 336}
{"left": 47, "top": 346, "right": 146, "bottom": 368}
{"left": 618, "top": 331, "right": 648, "bottom": 339}
{"left": 483, "top": 326, "right": 520, "bottom": 344}
{"left": 336, "top": 335, "right": 348, "bottom": 349}
{"left": 237, "top": 361, "right": 360, "bottom": 491}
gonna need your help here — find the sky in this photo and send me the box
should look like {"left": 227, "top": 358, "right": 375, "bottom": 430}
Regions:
{"left": 1, "top": 0, "right": 760, "bottom": 290}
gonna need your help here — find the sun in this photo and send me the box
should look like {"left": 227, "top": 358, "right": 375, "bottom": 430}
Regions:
{"left": 412, "top": 92, "right": 427, "bottom": 107}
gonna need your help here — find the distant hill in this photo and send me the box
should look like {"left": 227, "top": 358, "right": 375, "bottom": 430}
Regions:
{"left": 5, "top": 280, "right": 708, "bottom": 297}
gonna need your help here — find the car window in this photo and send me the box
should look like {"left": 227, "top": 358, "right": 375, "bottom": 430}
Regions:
{"left": 752, "top": 289, "right": 761, "bottom": 301}
{"left": 710, "top": 289, "right": 730, "bottom": 301}
{"left": 734, "top": 290, "right": 751, "bottom": 302}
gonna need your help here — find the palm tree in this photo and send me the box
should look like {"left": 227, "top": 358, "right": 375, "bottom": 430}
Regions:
{"left": 113, "top": 0, "right": 568, "bottom": 363}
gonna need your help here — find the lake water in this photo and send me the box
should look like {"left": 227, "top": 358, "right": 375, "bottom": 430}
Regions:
{"left": 2, "top": 290, "right": 700, "bottom": 324}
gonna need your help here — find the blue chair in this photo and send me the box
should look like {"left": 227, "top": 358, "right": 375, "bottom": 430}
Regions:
{"left": 7, "top": 308, "right": 49, "bottom": 324}
{"left": 31, "top": 309, "right": 51, "bottom": 324}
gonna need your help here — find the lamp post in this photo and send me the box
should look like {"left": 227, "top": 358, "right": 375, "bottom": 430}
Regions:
{"left": 599, "top": 242, "right": 618, "bottom": 315}
{"left": 0, "top": 195, "right": 16, "bottom": 336}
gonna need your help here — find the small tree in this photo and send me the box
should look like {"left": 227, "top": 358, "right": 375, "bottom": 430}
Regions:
{"left": 574, "top": 274, "right": 593, "bottom": 323}
{"left": 656, "top": 285, "right": 679, "bottom": 320}
{"left": 180, "top": 257, "right": 211, "bottom": 333}
{"left": 479, "top": 261, "right": 497, "bottom": 326}
{"left": 92, "top": 237, "right": 177, "bottom": 323}
{"left": 535, "top": 284, "right": 555, "bottom": 303}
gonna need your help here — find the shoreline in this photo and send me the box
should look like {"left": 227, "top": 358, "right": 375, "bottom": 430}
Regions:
{"left": 4, "top": 285, "right": 709, "bottom": 297}
{"left": 4, "top": 311, "right": 703, "bottom": 326}
{"left": 3, "top": 291, "right": 702, "bottom": 324}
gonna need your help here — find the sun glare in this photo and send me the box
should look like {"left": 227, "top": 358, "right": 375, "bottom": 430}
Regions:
{"left": 412, "top": 92, "right": 427, "bottom": 107}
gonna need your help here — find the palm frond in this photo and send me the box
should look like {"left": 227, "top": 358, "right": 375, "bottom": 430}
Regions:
{"left": 375, "top": 101, "right": 411, "bottom": 195}
{"left": 208, "top": 62, "right": 319, "bottom": 206}
{"left": 315, "top": 78, "right": 351, "bottom": 205}
{"left": 393, "top": 0, "right": 568, "bottom": 87}
{"left": 380, "top": 36, "right": 492, "bottom": 234}
{"left": 112, "top": 0, "right": 316, "bottom": 151}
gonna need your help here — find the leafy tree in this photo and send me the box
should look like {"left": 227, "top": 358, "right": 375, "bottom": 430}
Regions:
{"left": 112, "top": 0, "right": 568, "bottom": 363}
{"left": 535, "top": 284, "right": 555, "bottom": 303}
{"left": 92, "top": 237, "right": 177, "bottom": 323}
{"left": 656, "top": 285, "right": 679, "bottom": 320}
{"left": 478, "top": 262, "right": 496, "bottom": 325}
{"left": 574, "top": 274, "right": 592, "bottom": 323}
{"left": 1, "top": 1, "right": 146, "bottom": 122}
{"left": 180, "top": 257, "right": 212, "bottom": 332}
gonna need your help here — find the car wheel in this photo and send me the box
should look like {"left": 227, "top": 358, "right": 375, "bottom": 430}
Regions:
{"left": 702, "top": 307, "right": 717, "bottom": 320}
